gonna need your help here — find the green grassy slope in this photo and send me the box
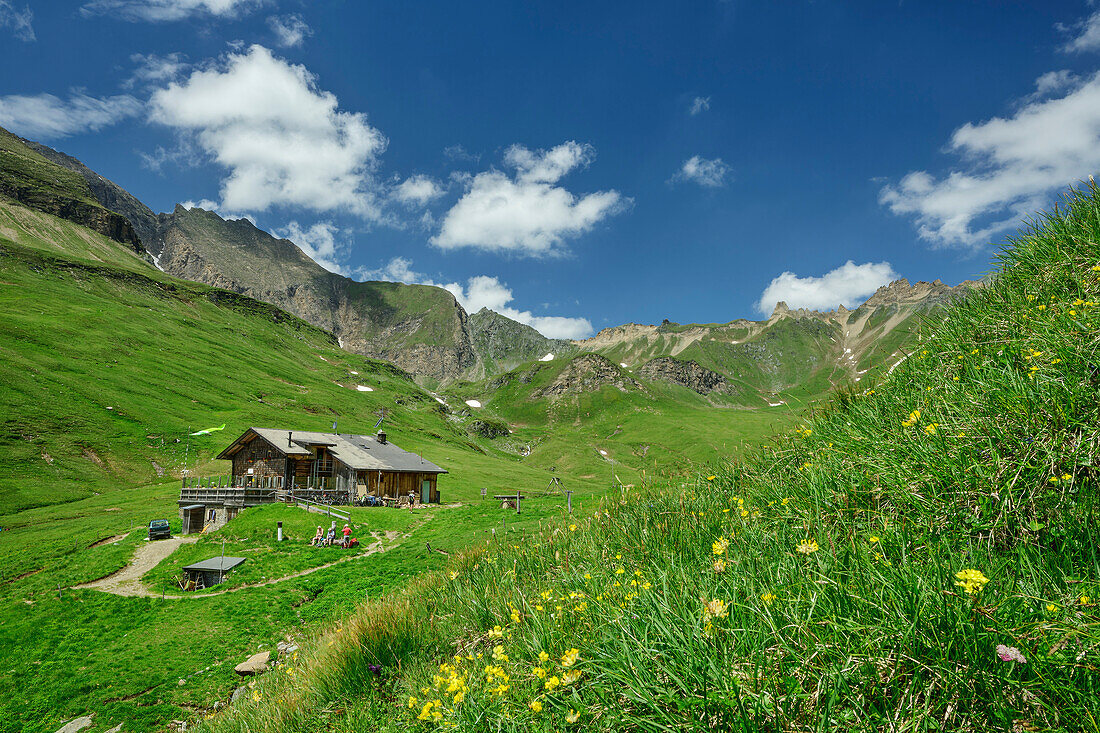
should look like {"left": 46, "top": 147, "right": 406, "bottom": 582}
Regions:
{"left": 441, "top": 354, "right": 799, "bottom": 483}
{"left": 0, "top": 204, "right": 576, "bottom": 515}
{"left": 201, "top": 187, "right": 1100, "bottom": 732}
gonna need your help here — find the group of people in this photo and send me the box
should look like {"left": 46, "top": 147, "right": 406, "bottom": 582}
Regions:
{"left": 310, "top": 521, "right": 355, "bottom": 548}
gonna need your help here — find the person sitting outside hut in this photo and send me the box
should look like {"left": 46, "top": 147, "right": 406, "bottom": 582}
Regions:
{"left": 310, "top": 526, "right": 324, "bottom": 546}
{"left": 325, "top": 523, "right": 336, "bottom": 547}
{"left": 341, "top": 523, "right": 352, "bottom": 547}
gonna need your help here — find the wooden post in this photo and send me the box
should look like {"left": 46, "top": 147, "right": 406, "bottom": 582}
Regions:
{"left": 566, "top": 490, "right": 573, "bottom": 514}
{"left": 516, "top": 493, "right": 521, "bottom": 514}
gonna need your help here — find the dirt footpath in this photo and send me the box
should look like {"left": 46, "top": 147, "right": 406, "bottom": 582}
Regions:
{"left": 75, "top": 536, "right": 198, "bottom": 596}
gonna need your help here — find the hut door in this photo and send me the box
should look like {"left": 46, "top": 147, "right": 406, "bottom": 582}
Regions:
{"left": 421, "top": 479, "right": 431, "bottom": 504}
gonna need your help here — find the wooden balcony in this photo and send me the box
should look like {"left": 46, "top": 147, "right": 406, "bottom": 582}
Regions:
{"left": 178, "top": 486, "right": 279, "bottom": 507}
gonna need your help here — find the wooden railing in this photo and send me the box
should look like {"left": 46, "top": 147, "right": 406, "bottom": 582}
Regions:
{"left": 178, "top": 486, "right": 277, "bottom": 506}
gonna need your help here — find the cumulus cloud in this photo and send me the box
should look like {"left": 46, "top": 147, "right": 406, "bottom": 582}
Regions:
{"left": 149, "top": 45, "right": 387, "bottom": 217}
{"left": 272, "top": 221, "right": 345, "bottom": 274}
{"left": 880, "top": 72, "right": 1100, "bottom": 248}
{"left": 268, "top": 13, "right": 311, "bottom": 48}
{"left": 755, "top": 260, "right": 898, "bottom": 314}
{"left": 0, "top": 1, "right": 34, "bottom": 41}
{"left": 433, "top": 141, "right": 627, "bottom": 256}
{"left": 357, "top": 257, "right": 594, "bottom": 339}
{"left": 670, "top": 155, "right": 730, "bottom": 187}
{"left": 392, "top": 174, "right": 444, "bottom": 207}
{"left": 1061, "top": 11, "right": 1100, "bottom": 53}
{"left": 0, "top": 92, "right": 142, "bottom": 139}
{"left": 81, "top": 0, "right": 260, "bottom": 22}
{"left": 689, "top": 96, "right": 710, "bottom": 115}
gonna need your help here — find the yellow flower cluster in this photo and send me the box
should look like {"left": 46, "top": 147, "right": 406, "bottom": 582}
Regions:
{"left": 954, "top": 568, "right": 989, "bottom": 596}
{"left": 901, "top": 409, "right": 921, "bottom": 428}
{"left": 796, "top": 538, "right": 819, "bottom": 555}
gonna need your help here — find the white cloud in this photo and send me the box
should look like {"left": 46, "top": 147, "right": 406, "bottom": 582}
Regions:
{"left": 755, "top": 260, "right": 898, "bottom": 314}
{"left": 1062, "top": 11, "right": 1100, "bottom": 53}
{"left": 689, "top": 96, "right": 710, "bottom": 115}
{"left": 670, "top": 155, "right": 730, "bottom": 187}
{"left": 267, "top": 13, "right": 311, "bottom": 48}
{"left": 443, "top": 144, "right": 479, "bottom": 163}
{"left": 272, "top": 221, "right": 344, "bottom": 274}
{"left": 81, "top": 0, "right": 260, "bottom": 22}
{"left": 357, "top": 257, "right": 593, "bottom": 339}
{"left": 1032, "top": 70, "right": 1079, "bottom": 98}
{"left": 392, "top": 174, "right": 444, "bottom": 207}
{"left": 126, "top": 52, "right": 188, "bottom": 88}
{"left": 0, "top": 92, "right": 142, "bottom": 139}
{"left": 880, "top": 72, "right": 1100, "bottom": 248}
{"left": 149, "top": 45, "right": 387, "bottom": 217}
{"left": 432, "top": 141, "right": 627, "bottom": 256}
{"left": 0, "top": 1, "right": 34, "bottom": 41}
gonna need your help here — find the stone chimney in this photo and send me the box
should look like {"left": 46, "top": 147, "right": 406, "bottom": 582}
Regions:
{"left": 376, "top": 430, "right": 387, "bottom": 445}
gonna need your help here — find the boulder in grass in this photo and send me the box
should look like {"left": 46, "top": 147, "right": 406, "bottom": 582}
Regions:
{"left": 234, "top": 651, "right": 271, "bottom": 676}
{"left": 54, "top": 717, "right": 94, "bottom": 733}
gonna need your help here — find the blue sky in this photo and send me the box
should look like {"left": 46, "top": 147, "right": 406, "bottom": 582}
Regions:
{"left": 4, "top": 1, "right": 1100, "bottom": 338}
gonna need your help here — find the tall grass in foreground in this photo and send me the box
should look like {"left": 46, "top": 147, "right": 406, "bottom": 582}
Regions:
{"left": 199, "top": 186, "right": 1100, "bottom": 732}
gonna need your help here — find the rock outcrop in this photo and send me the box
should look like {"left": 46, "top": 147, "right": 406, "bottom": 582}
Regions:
{"left": 534, "top": 354, "right": 642, "bottom": 399}
{"left": 637, "top": 357, "right": 736, "bottom": 395}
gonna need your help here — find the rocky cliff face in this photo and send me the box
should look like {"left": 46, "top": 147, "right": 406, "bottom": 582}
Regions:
{"left": 636, "top": 357, "right": 736, "bottom": 396}
{"left": 17, "top": 135, "right": 159, "bottom": 248}
{"left": 149, "top": 206, "right": 479, "bottom": 383}
{"left": 0, "top": 127, "right": 145, "bottom": 254}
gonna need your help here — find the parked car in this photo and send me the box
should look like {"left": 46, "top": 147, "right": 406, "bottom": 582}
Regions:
{"left": 148, "top": 519, "right": 171, "bottom": 540}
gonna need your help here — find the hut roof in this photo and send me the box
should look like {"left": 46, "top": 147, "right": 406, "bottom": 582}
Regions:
{"left": 182, "top": 556, "right": 246, "bottom": 573}
{"left": 215, "top": 427, "right": 448, "bottom": 474}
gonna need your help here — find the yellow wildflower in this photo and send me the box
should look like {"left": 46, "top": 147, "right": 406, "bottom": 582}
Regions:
{"left": 544, "top": 675, "right": 561, "bottom": 691}
{"left": 713, "top": 558, "right": 727, "bottom": 573}
{"left": 492, "top": 645, "right": 508, "bottom": 662}
{"left": 532, "top": 666, "right": 546, "bottom": 679}
{"left": 796, "top": 538, "right": 819, "bottom": 555}
{"left": 529, "top": 700, "right": 543, "bottom": 713}
{"left": 924, "top": 423, "right": 938, "bottom": 435}
{"left": 538, "top": 651, "right": 550, "bottom": 663}
{"left": 566, "top": 709, "right": 581, "bottom": 723}
{"left": 1046, "top": 603, "right": 1058, "bottom": 613}
{"left": 706, "top": 475, "right": 716, "bottom": 481}
{"left": 761, "top": 592, "right": 776, "bottom": 605}
{"left": 561, "top": 648, "right": 580, "bottom": 667}
{"left": 562, "top": 669, "right": 582, "bottom": 686}
{"left": 449, "top": 571, "right": 458, "bottom": 580}
{"left": 569, "top": 523, "right": 577, "bottom": 532}
{"left": 954, "top": 568, "right": 989, "bottom": 595}
{"left": 902, "top": 409, "right": 920, "bottom": 427}
{"left": 1081, "top": 596, "right": 1092, "bottom": 605}
{"left": 488, "top": 625, "right": 504, "bottom": 638}
{"left": 712, "top": 536, "right": 729, "bottom": 555}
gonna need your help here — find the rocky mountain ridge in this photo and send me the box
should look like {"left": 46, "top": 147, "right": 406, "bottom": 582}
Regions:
{"left": 2, "top": 126, "right": 977, "bottom": 393}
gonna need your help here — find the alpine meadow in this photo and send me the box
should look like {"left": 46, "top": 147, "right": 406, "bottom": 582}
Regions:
{"left": 3, "top": 3, "right": 1100, "bottom": 732}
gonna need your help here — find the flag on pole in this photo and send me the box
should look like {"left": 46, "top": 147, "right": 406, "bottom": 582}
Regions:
{"left": 332, "top": 419, "right": 338, "bottom": 433}
{"left": 374, "top": 409, "right": 384, "bottom": 429}
{"left": 189, "top": 424, "right": 226, "bottom": 436}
